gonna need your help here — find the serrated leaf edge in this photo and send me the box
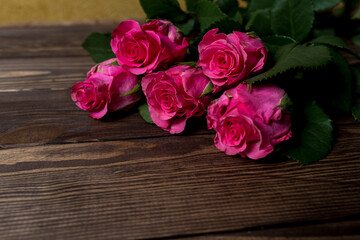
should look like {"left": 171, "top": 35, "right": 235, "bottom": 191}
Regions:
{"left": 246, "top": 45, "right": 332, "bottom": 85}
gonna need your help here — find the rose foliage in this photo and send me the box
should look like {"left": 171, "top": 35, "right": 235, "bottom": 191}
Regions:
{"left": 77, "top": 0, "right": 360, "bottom": 165}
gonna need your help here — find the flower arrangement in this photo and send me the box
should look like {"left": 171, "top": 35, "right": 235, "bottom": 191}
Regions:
{"left": 73, "top": 0, "right": 360, "bottom": 165}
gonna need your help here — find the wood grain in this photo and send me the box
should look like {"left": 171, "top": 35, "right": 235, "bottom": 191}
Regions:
{"left": 0, "top": 24, "right": 114, "bottom": 58}
{"left": 0, "top": 56, "right": 355, "bottom": 147}
{"left": 0, "top": 23, "right": 360, "bottom": 240}
{"left": 0, "top": 57, "right": 92, "bottom": 91}
{"left": 0, "top": 120, "right": 360, "bottom": 239}
{"left": 181, "top": 219, "right": 360, "bottom": 239}
{"left": 0, "top": 55, "right": 207, "bottom": 146}
{"left": 0, "top": 88, "right": 210, "bottom": 147}
{"left": 0, "top": 126, "right": 360, "bottom": 239}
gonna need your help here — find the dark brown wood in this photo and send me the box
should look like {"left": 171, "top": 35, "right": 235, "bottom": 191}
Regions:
{"left": 0, "top": 24, "right": 360, "bottom": 240}
{"left": 0, "top": 56, "right": 92, "bottom": 90}
{"left": 180, "top": 219, "right": 360, "bottom": 239}
{"left": 0, "top": 56, "right": 354, "bottom": 147}
{"left": 0, "top": 129, "right": 360, "bottom": 240}
{"left": 0, "top": 88, "right": 209, "bottom": 147}
{"left": 0, "top": 24, "right": 114, "bottom": 59}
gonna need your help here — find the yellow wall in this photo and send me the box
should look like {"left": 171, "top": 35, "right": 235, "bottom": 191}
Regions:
{"left": 0, "top": 0, "right": 147, "bottom": 25}
{"left": 0, "top": 0, "right": 245, "bottom": 25}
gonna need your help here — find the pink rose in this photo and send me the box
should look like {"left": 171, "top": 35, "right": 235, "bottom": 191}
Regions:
{"left": 71, "top": 59, "right": 141, "bottom": 119}
{"left": 111, "top": 20, "right": 188, "bottom": 75}
{"left": 142, "top": 20, "right": 188, "bottom": 65}
{"left": 207, "top": 84, "right": 292, "bottom": 159}
{"left": 142, "top": 65, "right": 212, "bottom": 134}
{"left": 142, "top": 20, "right": 181, "bottom": 42}
{"left": 87, "top": 58, "right": 118, "bottom": 78}
{"left": 198, "top": 29, "right": 267, "bottom": 92}
{"left": 71, "top": 72, "right": 111, "bottom": 119}
{"left": 88, "top": 58, "right": 142, "bottom": 112}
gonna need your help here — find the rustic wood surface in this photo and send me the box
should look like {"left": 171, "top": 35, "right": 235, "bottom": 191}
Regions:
{"left": 0, "top": 24, "right": 359, "bottom": 240}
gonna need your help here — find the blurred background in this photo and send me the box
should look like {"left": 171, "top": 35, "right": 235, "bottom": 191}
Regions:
{"left": 0, "top": 0, "right": 248, "bottom": 25}
{"left": 0, "top": 0, "right": 184, "bottom": 25}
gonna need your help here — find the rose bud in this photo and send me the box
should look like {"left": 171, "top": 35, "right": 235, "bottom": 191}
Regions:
{"left": 86, "top": 58, "right": 119, "bottom": 78}
{"left": 71, "top": 72, "right": 111, "bottom": 119}
{"left": 142, "top": 19, "right": 188, "bottom": 66}
{"left": 71, "top": 59, "right": 141, "bottom": 118}
{"left": 207, "top": 83, "right": 292, "bottom": 159}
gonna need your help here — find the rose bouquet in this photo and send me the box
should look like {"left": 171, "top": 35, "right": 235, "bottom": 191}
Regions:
{"left": 73, "top": 0, "right": 360, "bottom": 165}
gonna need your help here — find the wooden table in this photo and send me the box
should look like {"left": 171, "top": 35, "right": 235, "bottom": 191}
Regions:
{"left": 0, "top": 24, "right": 360, "bottom": 240}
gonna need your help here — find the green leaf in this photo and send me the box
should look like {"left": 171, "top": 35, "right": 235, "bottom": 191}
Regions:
{"left": 271, "top": 0, "right": 315, "bottom": 41}
{"left": 207, "top": 17, "right": 244, "bottom": 34}
{"left": 352, "top": 34, "right": 360, "bottom": 47}
{"left": 82, "top": 33, "right": 115, "bottom": 63}
{"left": 273, "top": 43, "right": 297, "bottom": 61}
{"left": 138, "top": 103, "right": 154, "bottom": 124}
{"left": 349, "top": 64, "right": 360, "bottom": 123}
{"left": 233, "top": 10, "right": 243, "bottom": 24}
{"left": 262, "top": 35, "right": 296, "bottom": 54}
{"left": 139, "top": 0, "right": 188, "bottom": 23}
{"left": 248, "top": 0, "right": 274, "bottom": 12}
{"left": 176, "top": 18, "right": 195, "bottom": 35}
{"left": 107, "top": 59, "right": 119, "bottom": 66}
{"left": 286, "top": 102, "right": 333, "bottom": 165}
{"left": 352, "top": 99, "right": 360, "bottom": 122}
{"left": 119, "top": 83, "right": 141, "bottom": 97}
{"left": 309, "top": 35, "right": 348, "bottom": 49}
{"left": 185, "top": 0, "right": 195, "bottom": 12}
{"left": 246, "top": 44, "right": 332, "bottom": 84}
{"left": 215, "top": 0, "right": 238, "bottom": 13}
{"left": 309, "top": 35, "right": 360, "bottom": 60}
{"left": 321, "top": 49, "right": 352, "bottom": 113}
{"left": 186, "top": 0, "right": 207, "bottom": 12}
{"left": 352, "top": 6, "right": 360, "bottom": 20}
{"left": 194, "top": 0, "right": 227, "bottom": 32}
{"left": 311, "top": 0, "right": 341, "bottom": 11}
{"left": 313, "top": 28, "right": 335, "bottom": 38}
{"left": 200, "top": 82, "right": 214, "bottom": 98}
{"left": 176, "top": 61, "right": 198, "bottom": 67}
{"left": 276, "top": 94, "right": 293, "bottom": 109}
{"left": 352, "top": 65, "right": 360, "bottom": 95}
{"left": 332, "top": 3, "right": 345, "bottom": 16}
{"left": 189, "top": 18, "right": 244, "bottom": 57}
{"left": 245, "top": 9, "right": 272, "bottom": 36}
{"left": 245, "top": 9, "right": 260, "bottom": 31}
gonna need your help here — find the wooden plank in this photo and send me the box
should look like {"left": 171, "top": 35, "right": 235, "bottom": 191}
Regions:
{"left": 0, "top": 56, "right": 172, "bottom": 146}
{"left": 0, "top": 24, "right": 115, "bottom": 58}
{"left": 0, "top": 86, "right": 356, "bottom": 147}
{"left": 0, "top": 127, "right": 359, "bottom": 239}
{"left": 0, "top": 56, "right": 94, "bottom": 91}
{"left": 0, "top": 55, "right": 356, "bottom": 147}
{"left": 0, "top": 88, "right": 209, "bottom": 147}
{"left": 181, "top": 219, "right": 360, "bottom": 239}
{"left": 0, "top": 24, "right": 359, "bottom": 240}
{"left": 0, "top": 85, "right": 355, "bottom": 148}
